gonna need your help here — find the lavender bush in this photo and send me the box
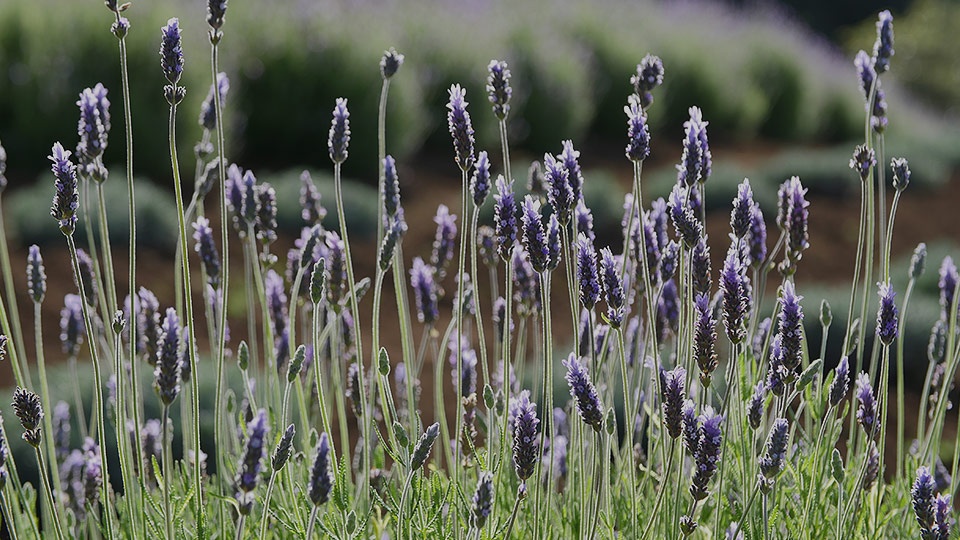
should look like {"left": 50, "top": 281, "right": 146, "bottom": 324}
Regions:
{"left": 0, "top": 5, "right": 955, "bottom": 540}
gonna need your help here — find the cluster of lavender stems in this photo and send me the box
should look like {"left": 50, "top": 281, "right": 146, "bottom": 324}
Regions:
{"left": 0, "top": 5, "right": 958, "bottom": 540}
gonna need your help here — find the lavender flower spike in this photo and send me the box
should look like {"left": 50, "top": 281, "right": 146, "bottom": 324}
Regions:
{"left": 559, "top": 140, "right": 584, "bottom": 204}
{"left": 546, "top": 214, "right": 561, "bottom": 272}
{"left": 940, "top": 256, "right": 958, "bottom": 319}
{"left": 199, "top": 72, "right": 229, "bottom": 131}
{"left": 564, "top": 354, "right": 604, "bottom": 431}
{"left": 410, "top": 257, "right": 439, "bottom": 325}
{"left": 486, "top": 60, "right": 512, "bottom": 120}
{"left": 682, "top": 400, "right": 699, "bottom": 455}
{"left": 27, "top": 245, "right": 46, "bottom": 304}
{"left": 512, "top": 390, "right": 540, "bottom": 481}
{"left": 599, "top": 247, "right": 625, "bottom": 328}
{"left": 430, "top": 204, "right": 457, "bottom": 280}
{"left": 543, "top": 153, "right": 574, "bottom": 225}
{"left": 855, "top": 50, "right": 876, "bottom": 103}
{"left": 777, "top": 280, "right": 804, "bottom": 371}
{"left": 12, "top": 387, "right": 44, "bottom": 447}
{"left": 300, "top": 170, "right": 326, "bottom": 225}
{"left": 669, "top": 183, "right": 702, "bottom": 248}
{"left": 154, "top": 308, "right": 182, "bottom": 405}
{"left": 520, "top": 196, "right": 550, "bottom": 273}
{"left": 60, "top": 294, "right": 85, "bottom": 358}
{"left": 850, "top": 144, "right": 876, "bottom": 183}
{"left": 49, "top": 143, "right": 80, "bottom": 236}
{"left": 913, "top": 466, "right": 937, "bottom": 534}
{"left": 689, "top": 410, "right": 723, "bottom": 501}
{"left": 694, "top": 293, "right": 718, "bottom": 386}
{"left": 856, "top": 372, "right": 878, "bottom": 438}
{"left": 721, "top": 243, "right": 750, "bottom": 344}
{"left": 493, "top": 175, "right": 517, "bottom": 262}
{"left": 877, "top": 281, "right": 900, "bottom": 346}
{"left": 325, "top": 232, "right": 347, "bottom": 311}
{"left": 933, "top": 494, "right": 951, "bottom": 539}
{"left": 660, "top": 365, "right": 687, "bottom": 439}
{"left": 193, "top": 216, "right": 221, "bottom": 289}
{"left": 829, "top": 356, "right": 850, "bottom": 407}
{"left": 381, "top": 48, "right": 404, "bottom": 80}
{"left": 471, "top": 472, "right": 494, "bottom": 529}
{"left": 678, "top": 106, "right": 711, "bottom": 186}
{"left": 631, "top": 54, "right": 664, "bottom": 109}
{"left": 892, "top": 157, "right": 911, "bottom": 192}
{"left": 759, "top": 418, "right": 789, "bottom": 480}
{"left": 470, "top": 150, "right": 491, "bottom": 207}
{"left": 309, "top": 432, "right": 333, "bottom": 506}
{"left": 411, "top": 422, "right": 440, "bottom": 471}
{"left": 159, "top": 18, "right": 184, "bottom": 85}
{"left": 873, "top": 11, "right": 894, "bottom": 74}
{"left": 782, "top": 176, "right": 810, "bottom": 266}
{"left": 730, "top": 179, "right": 754, "bottom": 239}
{"left": 328, "top": 98, "right": 350, "bottom": 164}
{"left": 747, "top": 203, "right": 767, "bottom": 269}
{"left": 625, "top": 97, "right": 651, "bottom": 162}
{"left": 447, "top": 84, "right": 476, "bottom": 171}
{"left": 748, "top": 381, "right": 767, "bottom": 430}
{"left": 235, "top": 409, "right": 269, "bottom": 511}
{"left": 576, "top": 233, "right": 601, "bottom": 310}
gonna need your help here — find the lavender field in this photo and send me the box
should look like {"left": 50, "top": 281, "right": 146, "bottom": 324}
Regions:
{"left": 0, "top": 0, "right": 958, "bottom": 538}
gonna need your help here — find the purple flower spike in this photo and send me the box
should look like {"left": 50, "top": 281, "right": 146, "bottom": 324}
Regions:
{"left": 682, "top": 400, "right": 699, "bottom": 455}
{"left": 559, "top": 140, "right": 584, "bottom": 204}
{"left": 159, "top": 18, "right": 184, "bottom": 85}
{"left": 938, "top": 257, "right": 958, "bottom": 319}
{"left": 829, "top": 356, "right": 850, "bottom": 407}
{"left": 512, "top": 391, "right": 540, "bottom": 481}
{"left": 777, "top": 280, "right": 804, "bottom": 371}
{"left": 487, "top": 60, "right": 512, "bottom": 121}
{"left": 429, "top": 204, "right": 458, "bottom": 281}
{"left": 77, "top": 88, "right": 107, "bottom": 165}
{"left": 914, "top": 466, "right": 937, "bottom": 534}
{"left": 154, "top": 308, "right": 182, "bottom": 405}
{"left": 577, "top": 233, "right": 601, "bottom": 309}
{"left": 27, "top": 245, "right": 46, "bottom": 304}
{"left": 520, "top": 196, "right": 549, "bottom": 273}
{"left": 546, "top": 214, "right": 561, "bottom": 272}
{"left": 325, "top": 232, "right": 347, "bottom": 310}
{"left": 199, "top": 73, "right": 229, "bottom": 131}
{"left": 12, "top": 387, "right": 44, "bottom": 447}
{"left": 470, "top": 151, "right": 491, "bottom": 207}
{"left": 193, "top": 216, "right": 221, "bottom": 289}
{"left": 309, "top": 432, "right": 333, "bottom": 506}
{"left": 660, "top": 365, "right": 686, "bottom": 439}
{"left": 873, "top": 11, "right": 894, "bottom": 74}
{"left": 493, "top": 176, "right": 517, "bottom": 262}
{"left": 300, "top": 170, "right": 327, "bottom": 225}
{"left": 625, "top": 98, "right": 651, "bottom": 162}
{"left": 891, "top": 157, "right": 911, "bottom": 192}
{"left": 543, "top": 153, "right": 574, "bottom": 225}
{"left": 599, "top": 247, "right": 625, "bottom": 328}
{"left": 694, "top": 293, "right": 719, "bottom": 386}
{"left": 410, "top": 257, "right": 439, "bottom": 325}
{"left": 575, "top": 199, "right": 595, "bottom": 243}
{"left": 747, "top": 203, "right": 767, "bottom": 269}
{"left": 855, "top": 50, "right": 876, "bottom": 103}
{"left": 856, "top": 372, "right": 878, "bottom": 438}
{"left": 689, "top": 409, "right": 722, "bottom": 501}
{"left": 447, "top": 84, "right": 476, "bottom": 172}
{"left": 564, "top": 354, "right": 604, "bottom": 431}
{"left": 748, "top": 381, "right": 766, "bottom": 430}
{"left": 236, "top": 409, "right": 269, "bottom": 508}
{"left": 731, "top": 179, "right": 754, "bottom": 239}
{"left": 721, "top": 243, "right": 750, "bottom": 344}
{"left": 382, "top": 155, "right": 401, "bottom": 218}
{"left": 678, "top": 106, "right": 711, "bottom": 186}
{"left": 328, "top": 98, "right": 351, "bottom": 164}
{"left": 631, "top": 54, "right": 664, "bottom": 109}
{"left": 876, "top": 281, "right": 899, "bottom": 346}
{"left": 692, "top": 235, "right": 711, "bottom": 296}
{"left": 782, "top": 177, "right": 810, "bottom": 266}
{"left": 668, "top": 184, "right": 702, "bottom": 248}
{"left": 60, "top": 294, "right": 85, "bottom": 358}
{"left": 850, "top": 144, "right": 877, "bottom": 183}
{"left": 759, "top": 418, "right": 789, "bottom": 480}
{"left": 933, "top": 494, "right": 951, "bottom": 539}
{"left": 381, "top": 48, "right": 404, "bottom": 80}
{"left": 49, "top": 143, "right": 80, "bottom": 236}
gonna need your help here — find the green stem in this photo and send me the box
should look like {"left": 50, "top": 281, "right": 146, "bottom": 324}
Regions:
{"left": 895, "top": 276, "right": 914, "bottom": 479}
{"left": 257, "top": 472, "right": 278, "bottom": 540}
{"left": 162, "top": 405, "right": 173, "bottom": 540}
{"left": 34, "top": 447, "right": 66, "bottom": 540}
{"left": 33, "top": 302, "right": 64, "bottom": 511}
{"left": 616, "top": 330, "right": 638, "bottom": 535}
{"left": 305, "top": 506, "right": 320, "bottom": 540}
{"left": 0, "top": 201, "right": 27, "bottom": 370}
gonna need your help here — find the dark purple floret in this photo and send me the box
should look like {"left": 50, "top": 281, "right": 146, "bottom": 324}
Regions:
{"left": 933, "top": 494, "right": 951, "bottom": 540}
{"left": 77, "top": 87, "right": 107, "bottom": 165}
{"left": 326, "top": 232, "right": 347, "bottom": 310}
{"left": 381, "top": 48, "right": 404, "bottom": 80}
{"left": 631, "top": 54, "right": 664, "bottom": 109}
{"left": 60, "top": 294, "right": 85, "bottom": 358}
{"left": 777, "top": 280, "right": 804, "bottom": 371}
{"left": 689, "top": 410, "right": 722, "bottom": 501}
{"left": 521, "top": 196, "right": 550, "bottom": 273}
{"left": 411, "top": 422, "right": 440, "bottom": 471}
{"left": 694, "top": 293, "right": 719, "bottom": 386}
{"left": 179, "top": 326, "right": 193, "bottom": 383}
{"left": 272, "top": 423, "right": 295, "bottom": 472}
{"left": 575, "top": 199, "right": 595, "bottom": 243}
{"left": 876, "top": 281, "right": 899, "bottom": 346}
{"left": 236, "top": 409, "right": 269, "bottom": 497}
{"left": 493, "top": 176, "right": 517, "bottom": 262}
{"left": 748, "top": 381, "right": 766, "bottom": 430}
{"left": 12, "top": 387, "right": 43, "bottom": 447}
{"left": 410, "top": 257, "right": 439, "bottom": 325}
{"left": 850, "top": 145, "right": 877, "bottom": 184}
{"left": 564, "top": 354, "right": 604, "bottom": 431}
{"left": 560, "top": 140, "right": 584, "bottom": 204}
{"left": 892, "top": 157, "right": 910, "bottom": 192}
{"left": 378, "top": 213, "right": 406, "bottom": 271}
{"left": 873, "top": 11, "right": 894, "bottom": 75}
{"left": 731, "top": 179, "right": 754, "bottom": 239}
{"left": 255, "top": 183, "right": 278, "bottom": 244}
{"left": 487, "top": 60, "right": 512, "bottom": 121}
{"left": 871, "top": 88, "right": 888, "bottom": 134}
{"left": 691, "top": 235, "right": 712, "bottom": 296}
{"left": 153, "top": 308, "right": 182, "bottom": 405}
{"left": 27, "top": 245, "right": 46, "bottom": 304}
{"left": 192, "top": 216, "right": 221, "bottom": 289}
{"left": 855, "top": 50, "right": 876, "bottom": 103}
{"left": 512, "top": 391, "right": 540, "bottom": 481}
{"left": 299, "top": 170, "right": 326, "bottom": 225}
{"left": 471, "top": 472, "right": 494, "bottom": 529}
{"left": 914, "top": 466, "right": 937, "bottom": 534}
{"left": 829, "top": 356, "right": 850, "bottom": 407}
{"left": 447, "top": 84, "right": 476, "bottom": 172}
{"left": 721, "top": 244, "right": 750, "bottom": 344}
{"left": 199, "top": 73, "right": 229, "bottom": 131}
{"left": 759, "top": 418, "right": 789, "bottom": 480}
{"left": 856, "top": 372, "right": 878, "bottom": 438}
{"left": 938, "top": 257, "right": 958, "bottom": 319}
{"left": 668, "top": 184, "right": 702, "bottom": 248}
{"left": 207, "top": 0, "right": 227, "bottom": 30}
{"left": 159, "top": 18, "right": 184, "bottom": 85}
{"left": 625, "top": 98, "right": 651, "bottom": 162}
{"left": 767, "top": 334, "right": 787, "bottom": 396}
{"left": 782, "top": 177, "right": 810, "bottom": 265}
{"left": 546, "top": 214, "right": 561, "bottom": 272}
{"left": 600, "top": 247, "right": 625, "bottom": 328}
{"left": 430, "top": 204, "right": 458, "bottom": 280}
{"left": 309, "top": 432, "right": 333, "bottom": 505}
{"left": 49, "top": 143, "right": 80, "bottom": 236}
{"left": 470, "top": 151, "right": 491, "bottom": 207}
{"left": 138, "top": 287, "right": 161, "bottom": 362}
{"left": 240, "top": 169, "right": 259, "bottom": 230}
{"left": 678, "top": 107, "right": 711, "bottom": 186}
{"left": 747, "top": 203, "right": 767, "bottom": 269}
{"left": 682, "top": 400, "right": 699, "bottom": 455}
{"left": 328, "top": 98, "right": 351, "bottom": 164}
{"left": 543, "top": 153, "right": 574, "bottom": 225}
{"left": 577, "top": 233, "right": 601, "bottom": 309}
{"left": 660, "top": 365, "right": 686, "bottom": 439}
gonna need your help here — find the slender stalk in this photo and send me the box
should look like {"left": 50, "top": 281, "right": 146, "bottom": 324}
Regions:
{"left": 587, "top": 431, "right": 603, "bottom": 540}
{"left": 0, "top": 491, "right": 19, "bottom": 540}
{"left": 32, "top": 302, "right": 64, "bottom": 508}
{"left": 454, "top": 168, "right": 469, "bottom": 500}
{"left": 616, "top": 330, "right": 638, "bottom": 535}
{"left": 0, "top": 202, "right": 27, "bottom": 368}
{"left": 234, "top": 515, "right": 247, "bottom": 540}
{"left": 639, "top": 440, "right": 675, "bottom": 540}
{"left": 305, "top": 506, "right": 320, "bottom": 540}
{"left": 376, "top": 77, "right": 391, "bottom": 246}
{"left": 161, "top": 405, "right": 173, "bottom": 540}
{"left": 95, "top": 183, "right": 119, "bottom": 318}
{"left": 502, "top": 488, "right": 523, "bottom": 540}
{"left": 34, "top": 447, "right": 66, "bottom": 540}
{"left": 895, "top": 274, "right": 914, "bottom": 478}
{"left": 257, "top": 472, "right": 279, "bottom": 540}
{"left": 469, "top": 209, "right": 491, "bottom": 411}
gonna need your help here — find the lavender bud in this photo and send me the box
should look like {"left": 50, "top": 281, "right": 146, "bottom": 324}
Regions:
{"left": 546, "top": 214, "right": 561, "bottom": 272}
{"left": 192, "top": 216, "right": 222, "bottom": 289}
{"left": 600, "top": 247, "right": 625, "bottom": 328}
{"left": 575, "top": 199, "right": 595, "bottom": 243}
{"left": 300, "top": 170, "right": 327, "bottom": 225}
{"left": 625, "top": 98, "right": 651, "bottom": 162}
{"left": 493, "top": 176, "right": 517, "bottom": 262}
{"left": 199, "top": 73, "right": 229, "bottom": 131}
{"left": 178, "top": 326, "right": 193, "bottom": 383}
{"left": 873, "top": 11, "right": 894, "bottom": 74}
{"left": 380, "top": 48, "right": 404, "bottom": 79}
{"left": 929, "top": 319, "right": 947, "bottom": 365}
{"left": 309, "top": 432, "right": 333, "bottom": 505}
{"left": 660, "top": 365, "right": 686, "bottom": 439}
{"left": 631, "top": 54, "right": 664, "bottom": 109}
{"left": 669, "top": 184, "right": 702, "bottom": 248}
{"left": 850, "top": 144, "right": 876, "bottom": 183}
{"left": 153, "top": 308, "right": 182, "bottom": 405}
{"left": 914, "top": 466, "right": 937, "bottom": 533}
{"left": 410, "top": 257, "right": 439, "bottom": 324}
{"left": 559, "top": 140, "right": 584, "bottom": 204}
{"left": 49, "top": 143, "right": 80, "bottom": 236}
{"left": 759, "top": 418, "right": 789, "bottom": 480}
{"left": 272, "top": 423, "right": 295, "bottom": 472}
{"left": 934, "top": 494, "right": 951, "bottom": 539}
{"left": 564, "top": 354, "right": 604, "bottom": 431}
{"left": 528, "top": 160, "right": 546, "bottom": 196}
{"left": 747, "top": 203, "right": 767, "bottom": 269}
{"left": 694, "top": 293, "right": 719, "bottom": 386}
{"left": 255, "top": 183, "right": 278, "bottom": 244}
{"left": 855, "top": 50, "right": 876, "bottom": 103}
{"left": 27, "top": 245, "right": 46, "bottom": 304}
{"left": 777, "top": 281, "right": 804, "bottom": 371}
{"left": 513, "top": 247, "right": 541, "bottom": 317}
{"left": 829, "top": 356, "right": 850, "bottom": 407}
{"left": 471, "top": 472, "right": 494, "bottom": 529}
{"left": 236, "top": 409, "right": 269, "bottom": 499}
{"left": 721, "top": 243, "right": 750, "bottom": 344}
{"left": 447, "top": 84, "right": 476, "bottom": 171}
{"left": 0, "top": 139, "right": 6, "bottom": 192}
{"left": 543, "top": 153, "right": 573, "bottom": 225}
{"left": 520, "top": 196, "right": 549, "bottom": 273}
{"left": 326, "top": 232, "right": 347, "bottom": 310}
{"left": 940, "top": 257, "right": 959, "bottom": 319}
{"left": 730, "top": 179, "right": 754, "bottom": 239}
{"left": 60, "top": 294, "right": 85, "bottom": 358}
{"left": 159, "top": 19, "right": 184, "bottom": 85}
{"left": 512, "top": 391, "right": 540, "bottom": 481}
{"left": 856, "top": 372, "right": 878, "bottom": 438}
{"left": 863, "top": 440, "right": 881, "bottom": 490}
{"left": 748, "top": 381, "right": 767, "bottom": 430}
{"left": 111, "top": 17, "right": 129, "bottom": 39}
{"left": 430, "top": 205, "right": 458, "bottom": 281}
{"left": 678, "top": 107, "right": 711, "bottom": 186}
{"left": 379, "top": 214, "right": 406, "bottom": 271}
{"left": 240, "top": 170, "right": 259, "bottom": 229}
{"left": 691, "top": 236, "right": 711, "bottom": 296}
{"left": 411, "top": 422, "right": 440, "bottom": 471}
{"left": 577, "top": 234, "right": 601, "bottom": 309}
{"left": 328, "top": 98, "right": 351, "bottom": 164}
{"left": 487, "top": 60, "right": 512, "bottom": 120}
{"left": 682, "top": 400, "right": 699, "bottom": 454}
{"left": 309, "top": 260, "right": 325, "bottom": 307}
{"left": 206, "top": 0, "right": 227, "bottom": 31}
{"left": 689, "top": 410, "right": 723, "bottom": 501}
{"left": 346, "top": 362, "right": 364, "bottom": 419}
{"left": 287, "top": 345, "right": 305, "bottom": 383}
{"left": 12, "top": 387, "right": 44, "bottom": 447}
{"left": 76, "top": 87, "right": 108, "bottom": 166}
{"left": 468, "top": 151, "right": 491, "bottom": 208}
{"left": 781, "top": 177, "right": 810, "bottom": 267}
{"left": 910, "top": 243, "right": 927, "bottom": 282}
{"left": 876, "top": 281, "right": 899, "bottom": 346}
